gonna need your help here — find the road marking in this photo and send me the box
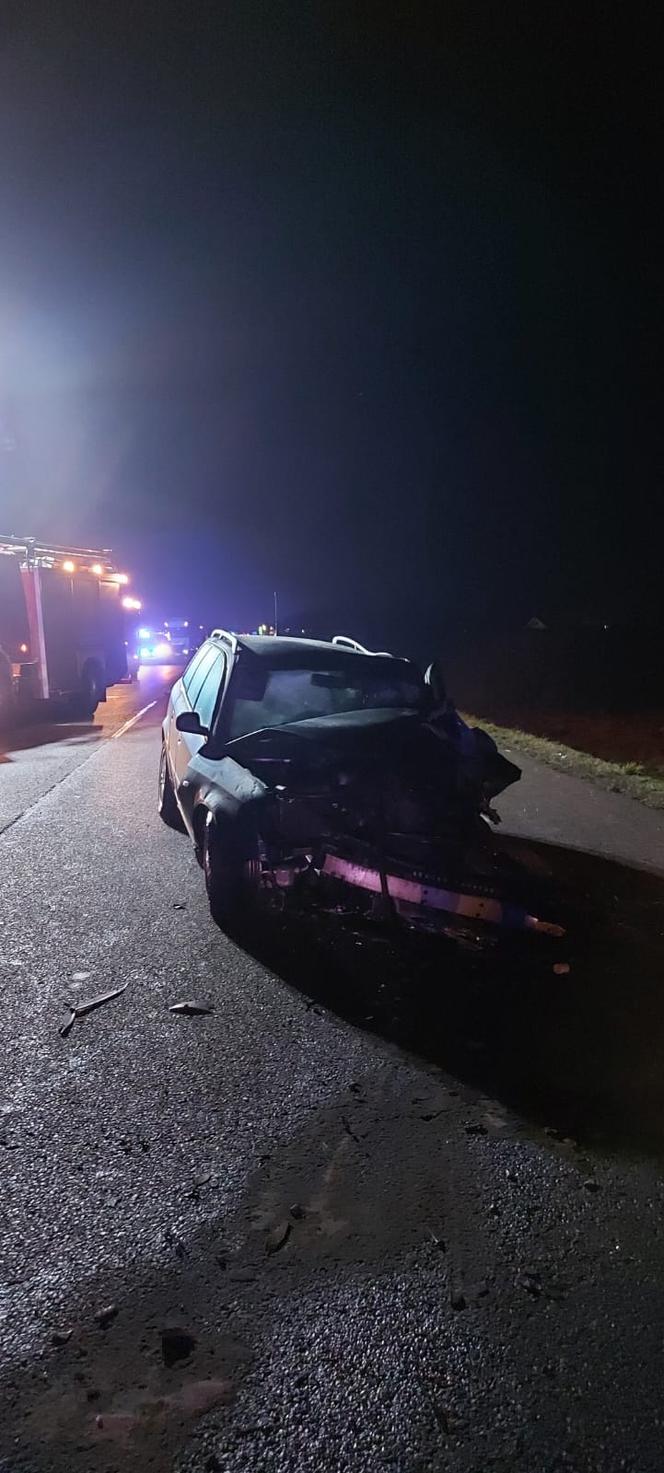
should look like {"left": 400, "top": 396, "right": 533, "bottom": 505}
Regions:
{"left": 112, "top": 700, "right": 157, "bottom": 740}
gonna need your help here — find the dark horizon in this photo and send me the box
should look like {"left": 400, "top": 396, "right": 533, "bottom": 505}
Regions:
{"left": 1, "top": 3, "right": 662, "bottom": 641}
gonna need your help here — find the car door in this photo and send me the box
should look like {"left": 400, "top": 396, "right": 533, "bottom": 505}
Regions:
{"left": 174, "top": 646, "right": 226, "bottom": 786}
{"left": 167, "top": 644, "right": 208, "bottom": 774}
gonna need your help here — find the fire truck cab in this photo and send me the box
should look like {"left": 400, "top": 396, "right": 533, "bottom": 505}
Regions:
{"left": 0, "top": 536, "right": 130, "bottom": 725}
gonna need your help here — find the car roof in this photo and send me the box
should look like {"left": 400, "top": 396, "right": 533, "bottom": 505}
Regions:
{"left": 209, "top": 632, "right": 418, "bottom": 673}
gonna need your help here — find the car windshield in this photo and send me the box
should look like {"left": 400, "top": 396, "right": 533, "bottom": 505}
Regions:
{"left": 228, "top": 662, "right": 424, "bottom": 740}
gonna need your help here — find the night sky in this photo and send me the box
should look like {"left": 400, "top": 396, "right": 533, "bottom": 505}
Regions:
{"left": 1, "top": 3, "right": 662, "bottom": 649}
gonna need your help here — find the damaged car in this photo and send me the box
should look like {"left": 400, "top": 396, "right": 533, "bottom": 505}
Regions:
{"left": 158, "top": 631, "right": 564, "bottom": 943}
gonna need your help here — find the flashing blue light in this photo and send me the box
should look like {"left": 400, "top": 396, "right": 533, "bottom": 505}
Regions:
{"left": 140, "top": 646, "right": 150, "bottom": 659}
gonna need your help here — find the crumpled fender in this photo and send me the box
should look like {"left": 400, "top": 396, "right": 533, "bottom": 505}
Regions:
{"left": 181, "top": 751, "right": 269, "bottom": 827}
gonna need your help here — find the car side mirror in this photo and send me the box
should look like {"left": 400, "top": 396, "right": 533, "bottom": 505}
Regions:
{"left": 176, "top": 710, "right": 209, "bottom": 738}
{"left": 424, "top": 660, "right": 447, "bottom": 706}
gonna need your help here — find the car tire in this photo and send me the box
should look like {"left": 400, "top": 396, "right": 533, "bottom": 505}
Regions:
{"left": 70, "top": 660, "right": 105, "bottom": 720}
{"left": 158, "top": 743, "right": 185, "bottom": 831}
{"left": 203, "top": 813, "right": 258, "bottom": 928}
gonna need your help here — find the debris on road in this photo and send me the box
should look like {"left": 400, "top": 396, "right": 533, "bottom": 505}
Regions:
{"left": 290, "top": 1203, "right": 306, "bottom": 1220}
{"left": 169, "top": 1000, "right": 214, "bottom": 1015}
{"left": 60, "top": 981, "right": 129, "bottom": 1032}
{"left": 161, "top": 1325, "right": 197, "bottom": 1367}
{"left": 172, "top": 902, "right": 187, "bottom": 910}
{"left": 94, "top": 1304, "right": 118, "bottom": 1329}
{"left": 71, "top": 981, "right": 129, "bottom": 1015}
{"left": 50, "top": 1328, "right": 73, "bottom": 1347}
{"left": 584, "top": 1177, "right": 601, "bottom": 1193}
{"left": 266, "top": 1220, "right": 292, "bottom": 1255}
{"left": 465, "top": 1123, "right": 488, "bottom": 1136}
{"left": 58, "top": 1010, "right": 77, "bottom": 1039}
{"left": 428, "top": 1229, "right": 447, "bottom": 1253}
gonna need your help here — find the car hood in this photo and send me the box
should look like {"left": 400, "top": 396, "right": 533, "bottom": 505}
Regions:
{"left": 224, "top": 706, "right": 422, "bottom": 759}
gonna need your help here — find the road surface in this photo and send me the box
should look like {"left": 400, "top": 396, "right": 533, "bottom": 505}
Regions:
{"left": 2, "top": 675, "right": 664, "bottom": 1473}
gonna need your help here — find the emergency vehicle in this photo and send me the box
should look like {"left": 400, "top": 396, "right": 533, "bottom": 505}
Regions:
{"left": 0, "top": 536, "right": 132, "bottom": 724}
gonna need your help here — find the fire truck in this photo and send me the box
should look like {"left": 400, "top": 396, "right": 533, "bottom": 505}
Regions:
{"left": 0, "top": 536, "right": 132, "bottom": 725}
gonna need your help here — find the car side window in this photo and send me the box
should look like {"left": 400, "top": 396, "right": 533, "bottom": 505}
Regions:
{"left": 194, "top": 651, "right": 226, "bottom": 729}
{"left": 182, "top": 645, "right": 209, "bottom": 699}
{"left": 186, "top": 646, "right": 218, "bottom": 708}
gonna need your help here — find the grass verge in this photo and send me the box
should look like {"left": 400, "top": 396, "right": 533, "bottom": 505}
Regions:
{"left": 464, "top": 716, "right": 664, "bottom": 811}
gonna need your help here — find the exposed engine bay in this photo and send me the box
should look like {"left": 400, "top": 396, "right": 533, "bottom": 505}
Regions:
{"left": 209, "top": 708, "right": 565, "bottom": 941}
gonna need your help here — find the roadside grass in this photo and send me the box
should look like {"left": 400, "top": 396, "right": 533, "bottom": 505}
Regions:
{"left": 464, "top": 714, "right": 664, "bottom": 811}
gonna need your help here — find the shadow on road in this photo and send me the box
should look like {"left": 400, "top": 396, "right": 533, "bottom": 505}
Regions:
{"left": 230, "top": 837, "right": 664, "bottom": 1158}
{"left": 0, "top": 720, "right": 103, "bottom": 757}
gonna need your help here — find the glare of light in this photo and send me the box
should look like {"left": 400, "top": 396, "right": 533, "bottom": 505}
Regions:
{"left": 164, "top": 621, "right": 169, "bottom": 627}
{"left": 62, "top": 559, "right": 76, "bottom": 573}
{"left": 91, "top": 562, "right": 104, "bottom": 576}
{"left": 140, "top": 646, "right": 151, "bottom": 659}
{"left": 183, "top": 620, "right": 189, "bottom": 627}
{"left": 183, "top": 647, "right": 189, "bottom": 655}
{"left": 19, "top": 642, "right": 28, "bottom": 653}
{"left": 110, "top": 572, "right": 129, "bottom": 585}
{"left": 122, "top": 595, "right": 142, "bottom": 611}
{"left": 138, "top": 626, "right": 150, "bottom": 638}
{"left": 154, "top": 642, "right": 171, "bottom": 658}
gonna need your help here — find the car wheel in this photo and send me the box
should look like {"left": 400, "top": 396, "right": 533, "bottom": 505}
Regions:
{"left": 203, "top": 813, "right": 258, "bottom": 928}
{"left": 70, "top": 660, "right": 105, "bottom": 720}
{"left": 158, "top": 743, "right": 185, "bottom": 831}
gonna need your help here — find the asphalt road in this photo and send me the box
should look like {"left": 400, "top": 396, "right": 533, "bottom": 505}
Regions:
{"left": 2, "top": 678, "right": 664, "bottom": 1473}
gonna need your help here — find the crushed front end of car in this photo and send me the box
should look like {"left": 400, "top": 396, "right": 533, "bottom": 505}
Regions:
{"left": 220, "top": 707, "right": 565, "bottom": 947}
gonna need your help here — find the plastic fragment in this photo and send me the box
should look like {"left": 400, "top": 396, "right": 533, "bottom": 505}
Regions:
{"left": 95, "top": 1304, "right": 118, "bottom": 1329}
{"left": 63, "top": 981, "right": 129, "bottom": 1019}
{"left": 266, "top": 1221, "right": 291, "bottom": 1254}
{"left": 59, "top": 1010, "right": 77, "bottom": 1039}
{"left": 51, "top": 1328, "right": 73, "bottom": 1347}
{"left": 169, "top": 1001, "right": 214, "bottom": 1015}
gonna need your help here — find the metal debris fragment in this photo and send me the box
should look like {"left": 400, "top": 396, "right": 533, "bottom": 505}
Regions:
{"left": 169, "top": 1001, "right": 214, "bottom": 1015}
